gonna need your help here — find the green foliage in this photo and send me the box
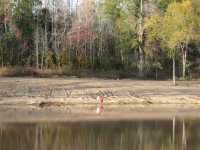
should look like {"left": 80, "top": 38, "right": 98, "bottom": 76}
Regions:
{"left": 58, "top": 49, "right": 71, "bottom": 67}
{"left": 0, "top": 32, "right": 15, "bottom": 44}
{"left": 104, "top": 0, "right": 122, "bottom": 21}
{"left": 193, "top": 0, "right": 200, "bottom": 15}
{"left": 145, "top": 0, "right": 200, "bottom": 80}
{"left": 0, "top": 32, "right": 16, "bottom": 66}
{"left": 179, "top": 75, "right": 193, "bottom": 81}
{"left": 130, "top": 38, "right": 139, "bottom": 49}
{"left": 13, "top": 0, "right": 41, "bottom": 37}
{"left": 37, "top": 8, "right": 51, "bottom": 29}
{"left": 94, "top": 57, "right": 124, "bottom": 70}
{"left": 44, "top": 51, "right": 54, "bottom": 68}
{"left": 0, "top": 0, "right": 200, "bottom": 79}
{"left": 104, "top": 0, "right": 138, "bottom": 68}
{"left": 152, "top": 62, "right": 163, "bottom": 70}
{"left": 147, "top": 0, "right": 198, "bottom": 51}
{"left": 158, "top": 0, "right": 182, "bottom": 12}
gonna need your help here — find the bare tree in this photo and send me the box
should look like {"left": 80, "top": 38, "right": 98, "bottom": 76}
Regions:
{"left": 35, "top": 21, "right": 39, "bottom": 69}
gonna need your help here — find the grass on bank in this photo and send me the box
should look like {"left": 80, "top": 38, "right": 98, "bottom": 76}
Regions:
{"left": 0, "top": 67, "right": 199, "bottom": 80}
{"left": 0, "top": 67, "right": 134, "bottom": 79}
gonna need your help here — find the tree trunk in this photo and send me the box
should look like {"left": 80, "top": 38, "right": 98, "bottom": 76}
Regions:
{"left": 68, "top": 0, "right": 72, "bottom": 58}
{"left": 1, "top": 0, "right": 7, "bottom": 68}
{"left": 41, "top": 36, "right": 45, "bottom": 69}
{"left": 44, "top": 22, "right": 48, "bottom": 52}
{"left": 183, "top": 50, "right": 187, "bottom": 78}
{"left": 44, "top": 0, "right": 48, "bottom": 52}
{"left": 138, "top": 45, "right": 144, "bottom": 78}
{"left": 156, "top": 66, "right": 158, "bottom": 79}
{"left": 90, "top": 36, "right": 93, "bottom": 70}
{"left": 172, "top": 49, "right": 176, "bottom": 85}
{"left": 3, "top": 0, "right": 7, "bottom": 32}
{"left": 92, "top": 34, "right": 95, "bottom": 70}
{"left": 45, "top": 0, "right": 49, "bottom": 66}
{"left": 52, "top": 0, "right": 61, "bottom": 68}
{"left": 35, "top": 22, "right": 39, "bottom": 69}
{"left": 181, "top": 43, "right": 187, "bottom": 79}
{"left": 1, "top": 49, "right": 3, "bottom": 68}
{"left": 54, "top": 13, "right": 60, "bottom": 67}
{"left": 138, "top": 0, "right": 144, "bottom": 78}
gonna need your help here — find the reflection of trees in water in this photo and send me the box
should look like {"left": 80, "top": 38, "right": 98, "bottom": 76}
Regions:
{"left": 182, "top": 119, "right": 186, "bottom": 150}
{"left": 173, "top": 116, "right": 175, "bottom": 150}
{"left": 0, "top": 120, "right": 199, "bottom": 150}
{"left": 33, "top": 125, "right": 61, "bottom": 150}
{"left": 0, "top": 127, "right": 2, "bottom": 147}
{"left": 173, "top": 117, "right": 187, "bottom": 150}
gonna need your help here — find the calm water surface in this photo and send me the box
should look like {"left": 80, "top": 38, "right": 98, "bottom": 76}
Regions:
{"left": 0, "top": 118, "right": 199, "bottom": 150}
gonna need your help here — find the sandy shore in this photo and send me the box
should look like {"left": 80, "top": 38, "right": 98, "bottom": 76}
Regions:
{"left": 0, "top": 77, "right": 200, "bottom": 105}
{"left": 0, "top": 77, "right": 200, "bottom": 122}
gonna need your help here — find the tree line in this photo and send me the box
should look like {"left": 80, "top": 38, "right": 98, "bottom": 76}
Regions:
{"left": 0, "top": 0, "right": 200, "bottom": 81}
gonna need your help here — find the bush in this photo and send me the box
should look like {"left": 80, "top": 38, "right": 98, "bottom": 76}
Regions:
{"left": 44, "top": 51, "right": 54, "bottom": 68}
{"left": 58, "top": 49, "right": 71, "bottom": 67}
{"left": 0, "top": 67, "right": 38, "bottom": 77}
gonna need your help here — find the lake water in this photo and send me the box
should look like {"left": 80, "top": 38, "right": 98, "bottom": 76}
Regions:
{"left": 1, "top": 104, "right": 200, "bottom": 150}
{"left": 0, "top": 118, "right": 199, "bottom": 150}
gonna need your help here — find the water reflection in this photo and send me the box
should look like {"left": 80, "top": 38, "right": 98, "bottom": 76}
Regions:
{"left": 0, "top": 119, "right": 200, "bottom": 150}
{"left": 96, "top": 105, "right": 104, "bottom": 114}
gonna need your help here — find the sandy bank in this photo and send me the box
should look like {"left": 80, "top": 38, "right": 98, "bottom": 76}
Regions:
{"left": 0, "top": 77, "right": 200, "bottom": 106}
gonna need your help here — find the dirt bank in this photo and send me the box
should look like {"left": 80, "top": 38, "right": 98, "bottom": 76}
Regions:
{"left": 0, "top": 77, "right": 200, "bottom": 122}
{"left": 0, "top": 77, "right": 200, "bottom": 106}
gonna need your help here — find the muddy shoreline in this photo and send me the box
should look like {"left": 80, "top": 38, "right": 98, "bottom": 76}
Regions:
{"left": 0, "top": 77, "right": 200, "bottom": 122}
{"left": 0, "top": 77, "right": 200, "bottom": 105}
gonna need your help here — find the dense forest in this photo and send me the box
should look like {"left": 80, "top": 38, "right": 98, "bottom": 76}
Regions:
{"left": 0, "top": 0, "right": 200, "bottom": 82}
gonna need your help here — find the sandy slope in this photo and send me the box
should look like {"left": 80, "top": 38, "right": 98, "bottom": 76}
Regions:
{"left": 0, "top": 77, "right": 200, "bottom": 122}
